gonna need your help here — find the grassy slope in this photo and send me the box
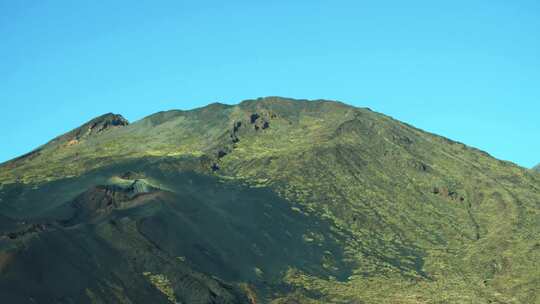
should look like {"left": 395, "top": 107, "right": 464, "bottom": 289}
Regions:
{"left": 1, "top": 97, "right": 539, "bottom": 303}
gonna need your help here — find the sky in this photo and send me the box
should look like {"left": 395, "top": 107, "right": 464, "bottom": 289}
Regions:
{"left": 1, "top": 0, "right": 539, "bottom": 168}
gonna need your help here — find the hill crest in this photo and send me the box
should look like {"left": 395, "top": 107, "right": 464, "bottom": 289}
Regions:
{"left": 0, "top": 97, "right": 538, "bottom": 303}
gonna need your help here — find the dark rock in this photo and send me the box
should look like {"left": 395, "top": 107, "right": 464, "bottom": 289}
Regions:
{"left": 217, "top": 150, "right": 227, "bottom": 158}
{"left": 211, "top": 163, "right": 220, "bottom": 171}
{"left": 250, "top": 113, "right": 260, "bottom": 124}
{"left": 262, "top": 121, "right": 269, "bottom": 129}
{"left": 432, "top": 186, "right": 461, "bottom": 201}
{"left": 231, "top": 121, "right": 242, "bottom": 144}
{"left": 233, "top": 121, "right": 242, "bottom": 133}
{"left": 2, "top": 223, "right": 50, "bottom": 240}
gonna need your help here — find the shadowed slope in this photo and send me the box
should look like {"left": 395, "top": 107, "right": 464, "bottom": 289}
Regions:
{"left": 0, "top": 157, "right": 352, "bottom": 303}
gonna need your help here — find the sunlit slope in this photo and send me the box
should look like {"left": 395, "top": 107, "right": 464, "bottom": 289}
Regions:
{"left": 1, "top": 97, "right": 539, "bottom": 303}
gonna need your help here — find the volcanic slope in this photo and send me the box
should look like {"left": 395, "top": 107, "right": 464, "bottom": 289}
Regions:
{"left": 0, "top": 97, "right": 539, "bottom": 304}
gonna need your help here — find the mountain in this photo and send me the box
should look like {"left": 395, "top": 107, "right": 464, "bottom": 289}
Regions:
{"left": 534, "top": 164, "right": 540, "bottom": 172}
{"left": 0, "top": 97, "right": 539, "bottom": 304}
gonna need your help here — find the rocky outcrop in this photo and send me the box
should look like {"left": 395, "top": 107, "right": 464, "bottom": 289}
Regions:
{"left": 50, "top": 113, "right": 129, "bottom": 147}
{"left": 249, "top": 112, "right": 271, "bottom": 131}
{"left": 1, "top": 223, "right": 50, "bottom": 240}
{"left": 61, "top": 179, "right": 158, "bottom": 226}
{"left": 432, "top": 186, "right": 465, "bottom": 202}
{"left": 208, "top": 111, "right": 276, "bottom": 173}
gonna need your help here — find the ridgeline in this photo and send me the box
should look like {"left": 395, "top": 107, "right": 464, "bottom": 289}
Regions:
{"left": 1, "top": 97, "right": 539, "bottom": 303}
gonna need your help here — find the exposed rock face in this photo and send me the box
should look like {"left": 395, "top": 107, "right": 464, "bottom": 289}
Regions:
{"left": 249, "top": 112, "right": 272, "bottom": 131}
{"left": 534, "top": 164, "right": 540, "bottom": 172}
{"left": 53, "top": 113, "right": 129, "bottom": 145}
{"left": 250, "top": 113, "right": 260, "bottom": 124}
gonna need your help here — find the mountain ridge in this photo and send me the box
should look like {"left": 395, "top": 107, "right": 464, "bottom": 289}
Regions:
{"left": 0, "top": 97, "right": 539, "bottom": 303}
{"left": 1, "top": 97, "right": 505, "bottom": 185}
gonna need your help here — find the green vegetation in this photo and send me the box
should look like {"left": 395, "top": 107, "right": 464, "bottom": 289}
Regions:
{"left": 0, "top": 97, "right": 539, "bottom": 303}
{"left": 143, "top": 272, "right": 177, "bottom": 303}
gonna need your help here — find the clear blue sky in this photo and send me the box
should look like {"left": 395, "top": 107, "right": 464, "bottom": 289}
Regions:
{"left": 1, "top": 1, "right": 539, "bottom": 167}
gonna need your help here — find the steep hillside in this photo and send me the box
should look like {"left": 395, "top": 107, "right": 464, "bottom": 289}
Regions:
{"left": 1, "top": 97, "right": 539, "bottom": 304}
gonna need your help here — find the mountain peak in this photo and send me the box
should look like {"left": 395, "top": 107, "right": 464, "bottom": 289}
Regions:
{"left": 0, "top": 98, "right": 539, "bottom": 303}
{"left": 50, "top": 112, "right": 129, "bottom": 146}
{"left": 2, "top": 113, "right": 129, "bottom": 168}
